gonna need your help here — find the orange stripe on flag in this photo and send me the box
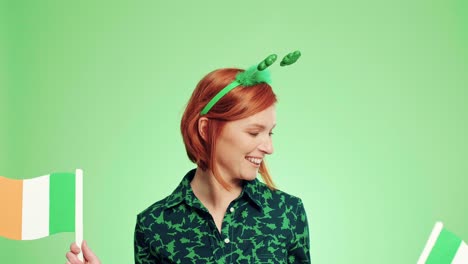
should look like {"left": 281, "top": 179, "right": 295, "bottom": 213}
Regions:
{"left": 0, "top": 176, "right": 23, "bottom": 240}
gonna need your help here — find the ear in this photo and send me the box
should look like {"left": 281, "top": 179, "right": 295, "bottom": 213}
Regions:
{"left": 198, "top": 117, "right": 209, "bottom": 141}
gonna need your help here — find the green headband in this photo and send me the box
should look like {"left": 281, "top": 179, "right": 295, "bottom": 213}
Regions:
{"left": 200, "top": 50, "right": 301, "bottom": 115}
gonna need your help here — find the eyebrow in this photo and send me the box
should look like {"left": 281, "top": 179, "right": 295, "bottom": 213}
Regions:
{"left": 247, "top": 123, "right": 276, "bottom": 129}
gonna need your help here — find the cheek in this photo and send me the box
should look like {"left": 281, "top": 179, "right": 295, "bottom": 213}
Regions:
{"left": 215, "top": 137, "right": 241, "bottom": 160}
{"left": 217, "top": 132, "right": 257, "bottom": 156}
{"left": 234, "top": 137, "right": 256, "bottom": 153}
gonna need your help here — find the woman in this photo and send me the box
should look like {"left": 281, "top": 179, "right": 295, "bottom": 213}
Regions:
{"left": 66, "top": 52, "right": 310, "bottom": 264}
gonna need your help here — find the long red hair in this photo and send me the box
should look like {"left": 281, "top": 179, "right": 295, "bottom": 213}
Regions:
{"left": 181, "top": 68, "right": 277, "bottom": 190}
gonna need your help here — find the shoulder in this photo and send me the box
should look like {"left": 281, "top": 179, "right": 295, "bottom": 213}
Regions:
{"left": 136, "top": 196, "right": 171, "bottom": 227}
{"left": 258, "top": 180, "right": 303, "bottom": 204}
{"left": 136, "top": 169, "right": 194, "bottom": 226}
{"left": 273, "top": 187, "right": 304, "bottom": 206}
{"left": 247, "top": 179, "right": 305, "bottom": 214}
{"left": 255, "top": 183, "right": 309, "bottom": 233}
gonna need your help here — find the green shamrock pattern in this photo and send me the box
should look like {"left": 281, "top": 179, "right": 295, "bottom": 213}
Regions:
{"left": 134, "top": 169, "right": 310, "bottom": 263}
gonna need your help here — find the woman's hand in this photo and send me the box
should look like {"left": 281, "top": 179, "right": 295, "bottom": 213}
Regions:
{"left": 66, "top": 240, "right": 101, "bottom": 264}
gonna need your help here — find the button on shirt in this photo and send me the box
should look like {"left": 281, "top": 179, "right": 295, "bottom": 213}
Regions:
{"left": 134, "top": 169, "right": 310, "bottom": 263}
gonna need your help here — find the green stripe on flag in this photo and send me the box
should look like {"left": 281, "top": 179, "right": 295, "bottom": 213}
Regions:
{"left": 49, "top": 172, "right": 75, "bottom": 235}
{"left": 426, "top": 228, "right": 462, "bottom": 264}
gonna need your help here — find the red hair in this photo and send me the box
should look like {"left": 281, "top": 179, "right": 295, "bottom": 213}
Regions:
{"left": 181, "top": 68, "right": 277, "bottom": 190}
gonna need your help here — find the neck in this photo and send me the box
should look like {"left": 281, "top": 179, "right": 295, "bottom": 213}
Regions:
{"left": 190, "top": 168, "right": 243, "bottom": 211}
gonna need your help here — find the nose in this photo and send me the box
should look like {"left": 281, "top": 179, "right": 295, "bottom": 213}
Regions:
{"left": 258, "top": 136, "right": 274, "bottom": 155}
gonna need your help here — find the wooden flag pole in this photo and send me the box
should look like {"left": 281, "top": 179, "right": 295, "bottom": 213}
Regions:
{"left": 75, "top": 169, "right": 84, "bottom": 262}
{"left": 417, "top": 222, "right": 443, "bottom": 264}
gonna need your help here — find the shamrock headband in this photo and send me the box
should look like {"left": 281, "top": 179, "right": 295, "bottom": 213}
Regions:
{"left": 200, "top": 50, "right": 301, "bottom": 115}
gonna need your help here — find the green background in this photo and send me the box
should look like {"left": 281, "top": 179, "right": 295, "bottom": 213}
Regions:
{"left": 1, "top": 0, "right": 467, "bottom": 263}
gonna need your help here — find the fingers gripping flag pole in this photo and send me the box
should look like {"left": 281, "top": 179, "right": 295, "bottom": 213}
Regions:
{"left": 418, "top": 222, "right": 468, "bottom": 264}
{"left": 0, "top": 169, "right": 83, "bottom": 260}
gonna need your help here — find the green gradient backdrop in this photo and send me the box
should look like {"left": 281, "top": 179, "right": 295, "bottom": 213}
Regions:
{"left": 1, "top": 0, "right": 468, "bottom": 263}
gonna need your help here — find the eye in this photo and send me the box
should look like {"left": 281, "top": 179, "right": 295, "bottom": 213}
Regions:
{"left": 248, "top": 132, "right": 259, "bottom": 137}
{"left": 269, "top": 132, "right": 274, "bottom": 136}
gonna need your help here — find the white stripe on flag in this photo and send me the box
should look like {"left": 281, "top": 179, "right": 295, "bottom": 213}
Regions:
{"left": 22, "top": 175, "right": 50, "bottom": 240}
{"left": 452, "top": 241, "right": 468, "bottom": 264}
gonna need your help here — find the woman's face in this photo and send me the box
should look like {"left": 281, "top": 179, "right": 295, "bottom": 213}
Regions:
{"left": 214, "top": 104, "right": 276, "bottom": 184}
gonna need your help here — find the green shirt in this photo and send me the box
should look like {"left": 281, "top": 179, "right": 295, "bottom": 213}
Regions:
{"left": 134, "top": 169, "right": 310, "bottom": 263}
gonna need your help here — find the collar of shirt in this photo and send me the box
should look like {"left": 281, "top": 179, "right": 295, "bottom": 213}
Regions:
{"left": 164, "top": 169, "right": 264, "bottom": 212}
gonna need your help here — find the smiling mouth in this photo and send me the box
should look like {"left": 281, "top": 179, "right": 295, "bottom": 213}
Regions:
{"left": 245, "top": 156, "right": 262, "bottom": 166}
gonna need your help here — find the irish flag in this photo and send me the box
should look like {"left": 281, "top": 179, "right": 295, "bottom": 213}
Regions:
{"left": 0, "top": 169, "right": 82, "bottom": 243}
{"left": 418, "top": 222, "right": 468, "bottom": 264}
